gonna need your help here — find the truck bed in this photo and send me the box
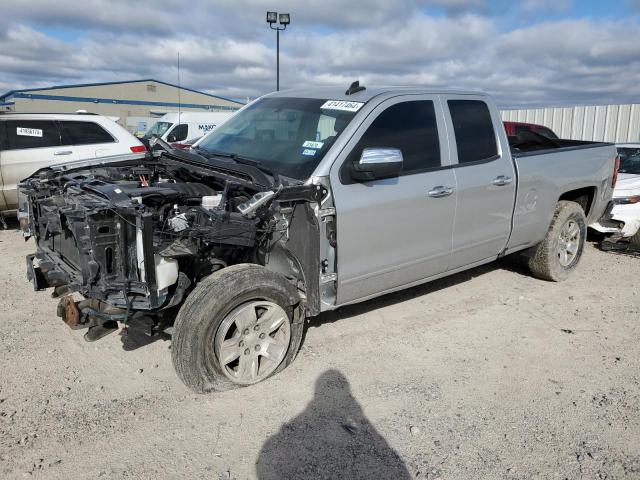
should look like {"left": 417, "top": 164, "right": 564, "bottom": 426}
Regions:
{"left": 505, "top": 133, "right": 616, "bottom": 253}
{"left": 508, "top": 131, "right": 609, "bottom": 157}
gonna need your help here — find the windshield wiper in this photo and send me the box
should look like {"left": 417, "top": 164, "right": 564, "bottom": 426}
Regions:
{"left": 196, "top": 148, "right": 279, "bottom": 181}
{"left": 193, "top": 147, "right": 231, "bottom": 158}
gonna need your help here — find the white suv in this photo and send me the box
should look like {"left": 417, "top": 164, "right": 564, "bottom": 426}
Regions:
{"left": 0, "top": 113, "right": 146, "bottom": 213}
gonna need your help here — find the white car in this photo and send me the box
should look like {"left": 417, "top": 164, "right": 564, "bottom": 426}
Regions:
{"left": 141, "top": 112, "right": 235, "bottom": 147}
{"left": 0, "top": 113, "right": 146, "bottom": 214}
{"left": 591, "top": 143, "right": 640, "bottom": 246}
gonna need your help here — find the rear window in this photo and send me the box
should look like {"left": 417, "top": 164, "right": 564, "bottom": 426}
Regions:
{"left": 59, "top": 121, "right": 114, "bottom": 145}
{"left": 514, "top": 124, "right": 558, "bottom": 140}
{"left": 537, "top": 126, "right": 558, "bottom": 139}
{"left": 448, "top": 100, "right": 498, "bottom": 164}
{"left": 3, "top": 120, "right": 61, "bottom": 150}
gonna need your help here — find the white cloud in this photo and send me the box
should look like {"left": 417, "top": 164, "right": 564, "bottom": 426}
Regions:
{"left": 1, "top": 2, "right": 639, "bottom": 106}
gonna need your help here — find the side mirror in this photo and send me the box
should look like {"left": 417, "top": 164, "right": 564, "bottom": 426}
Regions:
{"left": 350, "top": 147, "right": 403, "bottom": 182}
{"left": 167, "top": 134, "right": 177, "bottom": 143}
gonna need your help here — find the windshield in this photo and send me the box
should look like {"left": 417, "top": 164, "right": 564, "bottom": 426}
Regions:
{"left": 197, "top": 97, "right": 358, "bottom": 179}
{"left": 618, "top": 147, "right": 640, "bottom": 175}
{"left": 144, "top": 121, "right": 173, "bottom": 139}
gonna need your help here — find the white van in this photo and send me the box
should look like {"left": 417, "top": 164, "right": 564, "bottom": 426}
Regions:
{"left": 143, "top": 112, "right": 235, "bottom": 145}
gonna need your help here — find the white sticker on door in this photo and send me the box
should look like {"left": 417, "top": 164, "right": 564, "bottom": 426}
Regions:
{"left": 16, "top": 127, "right": 43, "bottom": 137}
{"left": 320, "top": 100, "right": 364, "bottom": 112}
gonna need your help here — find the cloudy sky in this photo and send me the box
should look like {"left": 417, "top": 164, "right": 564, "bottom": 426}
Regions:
{"left": 1, "top": 0, "right": 639, "bottom": 107}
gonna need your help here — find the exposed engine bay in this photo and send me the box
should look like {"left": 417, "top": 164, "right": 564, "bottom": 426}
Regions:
{"left": 19, "top": 151, "right": 328, "bottom": 340}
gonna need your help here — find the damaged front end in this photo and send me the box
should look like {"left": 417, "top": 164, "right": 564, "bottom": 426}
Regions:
{"left": 20, "top": 151, "right": 326, "bottom": 340}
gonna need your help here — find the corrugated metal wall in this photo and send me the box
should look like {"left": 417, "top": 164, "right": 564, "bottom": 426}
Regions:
{"left": 500, "top": 104, "right": 640, "bottom": 143}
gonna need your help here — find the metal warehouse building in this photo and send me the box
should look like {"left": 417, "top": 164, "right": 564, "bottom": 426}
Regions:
{"left": 501, "top": 103, "right": 640, "bottom": 143}
{"left": 0, "top": 79, "right": 244, "bottom": 135}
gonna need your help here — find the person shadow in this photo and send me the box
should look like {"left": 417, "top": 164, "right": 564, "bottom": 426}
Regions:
{"left": 256, "top": 369, "right": 411, "bottom": 480}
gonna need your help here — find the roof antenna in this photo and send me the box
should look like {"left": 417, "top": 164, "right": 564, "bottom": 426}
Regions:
{"left": 345, "top": 80, "right": 366, "bottom": 96}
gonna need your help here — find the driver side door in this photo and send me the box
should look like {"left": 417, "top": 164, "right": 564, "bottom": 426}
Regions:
{"left": 329, "top": 96, "right": 457, "bottom": 305}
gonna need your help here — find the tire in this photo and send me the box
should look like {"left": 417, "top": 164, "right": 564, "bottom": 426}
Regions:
{"left": 171, "top": 264, "right": 304, "bottom": 393}
{"left": 528, "top": 200, "right": 587, "bottom": 282}
{"left": 629, "top": 230, "right": 640, "bottom": 248}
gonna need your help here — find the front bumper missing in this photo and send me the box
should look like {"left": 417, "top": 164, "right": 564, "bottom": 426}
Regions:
{"left": 26, "top": 254, "right": 48, "bottom": 291}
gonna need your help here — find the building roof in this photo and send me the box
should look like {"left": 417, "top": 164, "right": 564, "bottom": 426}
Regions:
{"left": 0, "top": 78, "right": 243, "bottom": 105}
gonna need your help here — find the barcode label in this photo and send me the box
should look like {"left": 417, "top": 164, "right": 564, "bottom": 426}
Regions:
{"left": 16, "top": 127, "right": 43, "bottom": 137}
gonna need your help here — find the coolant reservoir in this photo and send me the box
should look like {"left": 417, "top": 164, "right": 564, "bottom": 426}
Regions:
{"left": 155, "top": 256, "right": 179, "bottom": 292}
{"left": 136, "top": 228, "right": 179, "bottom": 293}
{"left": 202, "top": 195, "right": 222, "bottom": 210}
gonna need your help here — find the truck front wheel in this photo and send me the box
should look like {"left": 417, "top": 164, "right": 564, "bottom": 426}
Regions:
{"left": 171, "top": 264, "right": 304, "bottom": 393}
{"left": 528, "top": 200, "right": 587, "bottom": 282}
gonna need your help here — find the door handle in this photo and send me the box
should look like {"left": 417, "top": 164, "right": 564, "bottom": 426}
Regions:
{"left": 427, "top": 186, "right": 454, "bottom": 198}
{"left": 54, "top": 150, "right": 73, "bottom": 156}
{"left": 492, "top": 175, "right": 513, "bottom": 186}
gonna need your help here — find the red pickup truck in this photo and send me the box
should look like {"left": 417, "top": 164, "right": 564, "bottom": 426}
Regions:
{"left": 503, "top": 121, "right": 558, "bottom": 139}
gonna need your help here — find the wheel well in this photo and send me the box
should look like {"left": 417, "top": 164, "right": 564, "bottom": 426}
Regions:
{"left": 558, "top": 187, "right": 596, "bottom": 216}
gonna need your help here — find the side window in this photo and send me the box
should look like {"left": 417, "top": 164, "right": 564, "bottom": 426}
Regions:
{"left": 60, "top": 121, "right": 114, "bottom": 146}
{"left": 0, "top": 122, "right": 6, "bottom": 150}
{"left": 448, "top": 100, "right": 498, "bottom": 164}
{"left": 168, "top": 124, "right": 188, "bottom": 142}
{"left": 4, "top": 120, "right": 61, "bottom": 150}
{"left": 347, "top": 100, "right": 441, "bottom": 174}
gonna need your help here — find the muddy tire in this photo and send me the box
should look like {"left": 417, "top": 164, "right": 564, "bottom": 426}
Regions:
{"left": 629, "top": 230, "right": 640, "bottom": 248}
{"left": 171, "top": 264, "right": 304, "bottom": 393}
{"left": 528, "top": 201, "right": 587, "bottom": 282}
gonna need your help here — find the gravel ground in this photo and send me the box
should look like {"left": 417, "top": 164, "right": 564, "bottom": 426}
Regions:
{"left": 1, "top": 224, "right": 639, "bottom": 480}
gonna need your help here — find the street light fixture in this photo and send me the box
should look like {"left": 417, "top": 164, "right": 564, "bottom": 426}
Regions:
{"left": 266, "top": 11, "right": 290, "bottom": 91}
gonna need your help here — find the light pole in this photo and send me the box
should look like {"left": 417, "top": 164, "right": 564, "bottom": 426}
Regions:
{"left": 266, "top": 11, "right": 290, "bottom": 91}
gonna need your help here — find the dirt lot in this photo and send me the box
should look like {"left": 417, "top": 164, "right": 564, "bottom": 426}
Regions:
{"left": 1, "top": 224, "right": 639, "bottom": 480}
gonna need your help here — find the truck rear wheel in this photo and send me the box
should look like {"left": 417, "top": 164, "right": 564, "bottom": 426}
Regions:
{"left": 528, "top": 200, "right": 587, "bottom": 282}
{"left": 171, "top": 264, "right": 304, "bottom": 393}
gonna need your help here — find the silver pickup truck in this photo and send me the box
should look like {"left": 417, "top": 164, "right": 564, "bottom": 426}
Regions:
{"left": 19, "top": 85, "right": 618, "bottom": 393}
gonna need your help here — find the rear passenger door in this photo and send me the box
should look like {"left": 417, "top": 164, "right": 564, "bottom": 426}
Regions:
{"left": 443, "top": 96, "right": 516, "bottom": 269}
{"left": 0, "top": 120, "right": 78, "bottom": 208}
{"left": 330, "top": 95, "right": 457, "bottom": 304}
{"left": 59, "top": 121, "right": 116, "bottom": 158}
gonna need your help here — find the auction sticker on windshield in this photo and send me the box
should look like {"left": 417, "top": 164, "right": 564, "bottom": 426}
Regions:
{"left": 320, "top": 100, "right": 364, "bottom": 112}
{"left": 302, "top": 141, "right": 324, "bottom": 149}
{"left": 17, "top": 127, "right": 43, "bottom": 137}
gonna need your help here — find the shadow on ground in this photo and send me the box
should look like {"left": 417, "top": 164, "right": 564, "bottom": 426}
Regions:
{"left": 306, "top": 253, "right": 530, "bottom": 335}
{"left": 256, "top": 369, "right": 411, "bottom": 480}
{"left": 0, "top": 215, "right": 19, "bottom": 231}
{"left": 119, "top": 329, "right": 171, "bottom": 351}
